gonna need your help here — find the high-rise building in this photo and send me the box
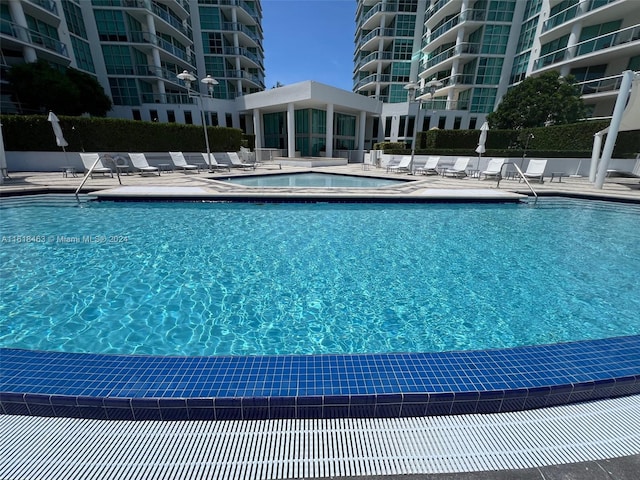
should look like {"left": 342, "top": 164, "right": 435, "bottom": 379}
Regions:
{"left": 356, "top": 0, "right": 639, "bottom": 143}
{"left": 1, "top": 0, "right": 264, "bottom": 127}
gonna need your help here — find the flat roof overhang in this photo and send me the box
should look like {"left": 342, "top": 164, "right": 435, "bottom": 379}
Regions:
{"left": 235, "top": 80, "right": 383, "bottom": 115}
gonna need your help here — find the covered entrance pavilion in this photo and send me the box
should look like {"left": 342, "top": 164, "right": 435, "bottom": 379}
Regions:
{"left": 237, "top": 81, "right": 382, "bottom": 162}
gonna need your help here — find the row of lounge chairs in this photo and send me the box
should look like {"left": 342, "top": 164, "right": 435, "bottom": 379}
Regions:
{"left": 386, "top": 156, "right": 548, "bottom": 182}
{"left": 79, "top": 151, "right": 255, "bottom": 177}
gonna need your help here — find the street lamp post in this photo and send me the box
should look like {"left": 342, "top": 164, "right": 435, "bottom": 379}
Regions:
{"left": 403, "top": 82, "right": 420, "bottom": 175}
{"left": 177, "top": 70, "right": 218, "bottom": 171}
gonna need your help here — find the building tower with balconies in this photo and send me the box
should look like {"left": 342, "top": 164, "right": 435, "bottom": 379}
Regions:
{"left": 530, "top": 0, "right": 640, "bottom": 119}
{"left": 1, "top": 0, "right": 265, "bottom": 128}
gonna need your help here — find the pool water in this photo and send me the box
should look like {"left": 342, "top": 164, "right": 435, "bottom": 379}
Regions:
{"left": 222, "top": 172, "right": 407, "bottom": 188}
{"left": 1, "top": 196, "right": 639, "bottom": 356}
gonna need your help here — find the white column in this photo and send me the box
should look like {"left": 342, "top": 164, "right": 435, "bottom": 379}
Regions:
{"left": 253, "top": 108, "right": 262, "bottom": 150}
{"left": 326, "top": 104, "right": 334, "bottom": 158}
{"left": 358, "top": 110, "right": 367, "bottom": 160}
{"left": 287, "top": 103, "right": 296, "bottom": 158}
{"left": 595, "top": 70, "right": 634, "bottom": 188}
{"left": 8, "top": 0, "right": 36, "bottom": 62}
{"left": 146, "top": 14, "right": 166, "bottom": 99}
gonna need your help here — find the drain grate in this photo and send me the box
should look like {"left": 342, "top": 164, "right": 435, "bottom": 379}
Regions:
{"left": 2, "top": 395, "right": 640, "bottom": 480}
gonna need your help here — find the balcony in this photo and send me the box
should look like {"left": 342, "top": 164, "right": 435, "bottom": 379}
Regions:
{"left": 425, "top": 0, "right": 452, "bottom": 22}
{"left": 0, "top": 20, "right": 68, "bottom": 58}
{"left": 354, "top": 73, "right": 391, "bottom": 90}
{"left": 542, "top": 3, "right": 579, "bottom": 33}
{"left": 224, "top": 46, "right": 263, "bottom": 68}
{"left": 534, "top": 25, "right": 640, "bottom": 70}
{"left": 125, "top": 30, "right": 191, "bottom": 63}
{"left": 25, "top": 0, "right": 58, "bottom": 16}
{"left": 151, "top": 3, "right": 191, "bottom": 39}
{"left": 220, "top": 0, "right": 260, "bottom": 22}
{"left": 355, "top": 50, "right": 393, "bottom": 71}
{"left": 423, "top": 42, "right": 480, "bottom": 70}
{"left": 357, "top": 2, "right": 398, "bottom": 30}
{"left": 576, "top": 72, "right": 633, "bottom": 96}
{"left": 357, "top": 27, "right": 395, "bottom": 50}
{"left": 222, "top": 22, "right": 262, "bottom": 48}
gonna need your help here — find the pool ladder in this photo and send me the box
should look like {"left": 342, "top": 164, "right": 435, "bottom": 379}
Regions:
{"left": 496, "top": 162, "right": 538, "bottom": 204}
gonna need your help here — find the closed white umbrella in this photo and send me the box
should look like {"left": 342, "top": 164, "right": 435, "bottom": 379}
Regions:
{"left": 48, "top": 111, "right": 69, "bottom": 166}
{"left": 475, "top": 121, "right": 489, "bottom": 169}
{"left": 47, "top": 111, "right": 68, "bottom": 148}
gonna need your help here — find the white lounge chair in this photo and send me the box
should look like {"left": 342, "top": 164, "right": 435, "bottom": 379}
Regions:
{"left": 416, "top": 156, "right": 440, "bottom": 175}
{"left": 169, "top": 152, "right": 200, "bottom": 173}
{"left": 128, "top": 153, "right": 160, "bottom": 175}
{"left": 388, "top": 156, "right": 412, "bottom": 173}
{"left": 201, "top": 153, "right": 231, "bottom": 172}
{"left": 480, "top": 158, "right": 505, "bottom": 180}
{"left": 521, "top": 159, "right": 547, "bottom": 183}
{"left": 443, "top": 157, "right": 470, "bottom": 177}
{"left": 79, "top": 153, "right": 113, "bottom": 178}
{"left": 227, "top": 151, "right": 256, "bottom": 170}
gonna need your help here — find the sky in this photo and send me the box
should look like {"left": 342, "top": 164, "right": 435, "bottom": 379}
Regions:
{"left": 261, "top": 0, "right": 356, "bottom": 91}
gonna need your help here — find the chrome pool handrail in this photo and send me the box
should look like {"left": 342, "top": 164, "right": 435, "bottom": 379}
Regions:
{"left": 497, "top": 162, "right": 538, "bottom": 204}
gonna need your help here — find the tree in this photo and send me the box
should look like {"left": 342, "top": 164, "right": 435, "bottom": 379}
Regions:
{"left": 487, "top": 71, "right": 586, "bottom": 130}
{"left": 7, "top": 61, "right": 112, "bottom": 116}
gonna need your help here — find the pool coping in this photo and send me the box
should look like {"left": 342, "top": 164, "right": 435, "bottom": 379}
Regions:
{"left": 2, "top": 335, "right": 639, "bottom": 421}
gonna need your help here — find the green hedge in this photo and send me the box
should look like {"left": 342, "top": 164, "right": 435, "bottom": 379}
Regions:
{"left": 1, "top": 114, "right": 244, "bottom": 152}
{"left": 400, "top": 122, "right": 639, "bottom": 158}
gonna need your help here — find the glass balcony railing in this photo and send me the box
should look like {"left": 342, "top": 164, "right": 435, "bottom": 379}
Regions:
{"left": 27, "top": 0, "right": 58, "bottom": 15}
{"left": 355, "top": 51, "right": 393, "bottom": 70}
{"left": 357, "top": 27, "right": 395, "bottom": 47}
{"left": 151, "top": 4, "right": 191, "bottom": 38}
{"left": 425, "top": 0, "right": 451, "bottom": 22}
{"left": 535, "top": 25, "right": 640, "bottom": 69}
{"left": 576, "top": 74, "right": 625, "bottom": 95}
{"left": 0, "top": 20, "right": 68, "bottom": 57}
{"left": 424, "top": 42, "right": 479, "bottom": 69}
{"left": 575, "top": 25, "right": 640, "bottom": 56}
{"left": 542, "top": 3, "right": 579, "bottom": 32}
{"left": 224, "top": 46, "right": 263, "bottom": 67}
{"left": 222, "top": 22, "right": 262, "bottom": 47}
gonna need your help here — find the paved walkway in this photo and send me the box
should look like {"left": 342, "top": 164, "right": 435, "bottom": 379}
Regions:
{"left": 1, "top": 164, "right": 639, "bottom": 202}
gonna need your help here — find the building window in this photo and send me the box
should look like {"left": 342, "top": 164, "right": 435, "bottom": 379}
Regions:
{"left": 384, "top": 117, "right": 392, "bottom": 137}
{"left": 438, "top": 117, "right": 446, "bottom": 129}
{"left": 486, "top": 0, "right": 516, "bottom": 22}
{"left": 202, "top": 32, "right": 223, "bottom": 54}
{"left": 577, "top": 20, "right": 622, "bottom": 56}
{"left": 470, "top": 87, "right": 497, "bottom": 113}
{"left": 453, "top": 117, "right": 462, "bottom": 130}
{"left": 476, "top": 57, "right": 504, "bottom": 84}
{"left": 94, "top": 10, "right": 127, "bottom": 42}
{"left": 108, "top": 78, "right": 139, "bottom": 106}
{"left": 62, "top": 0, "right": 88, "bottom": 38}
{"left": 102, "top": 45, "right": 133, "bottom": 75}
{"left": 71, "top": 37, "right": 96, "bottom": 73}
{"left": 225, "top": 113, "right": 233, "bottom": 127}
{"left": 132, "top": 110, "right": 141, "bottom": 121}
{"left": 184, "top": 111, "right": 193, "bottom": 124}
{"left": 198, "top": 6, "right": 222, "bottom": 29}
{"left": 150, "top": 110, "right": 159, "bottom": 122}
{"left": 481, "top": 25, "right": 511, "bottom": 55}
{"left": 469, "top": 117, "right": 477, "bottom": 129}
{"left": 167, "top": 111, "right": 176, "bottom": 123}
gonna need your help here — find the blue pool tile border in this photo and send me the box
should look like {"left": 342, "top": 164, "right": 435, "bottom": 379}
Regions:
{"left": 1, "top": 335, "right": 639, "bottom": 421}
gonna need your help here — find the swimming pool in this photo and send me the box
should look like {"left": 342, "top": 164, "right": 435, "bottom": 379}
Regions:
{"left": 0, "top": 196, "right": 640, "bottom": 420}
{"left": 222, "top": 172, "right": 407, "bottom": 188}
{"left": 1, "top": 196, "right": 639, "bottom": 356}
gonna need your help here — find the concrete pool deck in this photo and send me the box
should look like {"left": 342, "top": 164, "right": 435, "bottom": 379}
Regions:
{"left": 1, "top": 165, "right": 639, "bottom": 479}
{"left": 1, "top": 163, "right": 639, "bottom": 203}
